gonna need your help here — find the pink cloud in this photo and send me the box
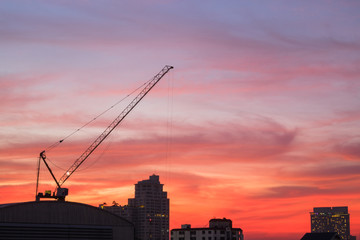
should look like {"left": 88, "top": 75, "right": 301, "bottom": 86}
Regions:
{"left": 333, "top": 140, "right": 360, "bottom": 160}
{"left": 1, "top": 1, "right": 360, "bottom": 239}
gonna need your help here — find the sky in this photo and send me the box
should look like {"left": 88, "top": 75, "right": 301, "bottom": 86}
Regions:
{"left": 1, "top": 0, "right": 360, "bottom": 239}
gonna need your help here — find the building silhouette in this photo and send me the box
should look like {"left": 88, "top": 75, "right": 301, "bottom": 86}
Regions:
{"left": 0, "top": 201, "right": 134, "bottom": 240}
{"left": 310, "top": 206, "right": 356, "bottom": 240}
{"left": 101, "top": 174, "right": 169, "bottom": 240}
{"left": 171, "top": 218, "right": 244, "bottom": 240}
{"left": 301, "top": 232, "right": 341, "bottom": 240}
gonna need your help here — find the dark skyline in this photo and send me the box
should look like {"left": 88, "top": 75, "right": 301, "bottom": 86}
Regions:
{"left": 101, "top": 175, "right": 169, "bottom": 240}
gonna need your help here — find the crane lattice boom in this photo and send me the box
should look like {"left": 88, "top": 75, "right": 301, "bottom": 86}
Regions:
{"left": 58, "top": 65, "right": 173, "bottom": 186}
{"left": 37, "top": 65, "right": 173, "bottom": 200}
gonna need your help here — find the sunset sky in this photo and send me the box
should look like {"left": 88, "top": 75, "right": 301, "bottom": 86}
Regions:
{"left": 1, "top": 1, "right": 360, "bottom": 239}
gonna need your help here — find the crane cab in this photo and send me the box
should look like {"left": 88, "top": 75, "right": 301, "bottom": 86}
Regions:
{"left": 56, "top": 187, "right": 68, "bottom": 198}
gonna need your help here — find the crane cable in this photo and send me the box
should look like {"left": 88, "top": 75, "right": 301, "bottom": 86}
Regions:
{"left": 45, "top": 78, "right": 154, "bottom": 152}
{"left": 48, "top": 72, "right": 175, "bottom": 173}
{"left": 45, "top": 156, "right": 68, "bottom": 171}
{"left": 165, "top": 70, "right": 174, "bottom": 183}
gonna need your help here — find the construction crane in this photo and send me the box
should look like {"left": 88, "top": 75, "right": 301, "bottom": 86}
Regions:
{"left": 36, "top": 65, "right": 174, "bottom": 201}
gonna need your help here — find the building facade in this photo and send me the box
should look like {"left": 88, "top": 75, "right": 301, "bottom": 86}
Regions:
{"left": 310, "top": 206, "right": 356, "bottom": 240}
{"left": 171, "top": 218, "right": 244, "bottom": 240}
{"left": 101, "top": 175, "right": 169, "bottom": 240}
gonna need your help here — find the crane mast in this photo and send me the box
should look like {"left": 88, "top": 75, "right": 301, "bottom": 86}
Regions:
{"left": 37, "top": 65, "right": 173, "bottom": 201}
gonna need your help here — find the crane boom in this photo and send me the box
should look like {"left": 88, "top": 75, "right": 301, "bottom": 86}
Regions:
{"left": 37, "top": 65, "right": 173, "bottom": 200}
{"left": 58, "top": 65, "right": 173, "bottom": 186}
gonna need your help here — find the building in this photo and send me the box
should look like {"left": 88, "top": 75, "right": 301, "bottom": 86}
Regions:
{"left": 171, "top": 218, "right": 244, "bottom": 240}
{"left": 129, "top": 174, "right": 169, "bottom": 240}
{"left": 310, "top": 206, "right": 356, "bottom": 240}
{"left": 101, "top": 174, "right": 169, "bottom": 240}
{"left": 0, "top": 201, "right": 134, "bottom": 240}
{"left": 301, "top": 232, "right": 341, "bottom": 240}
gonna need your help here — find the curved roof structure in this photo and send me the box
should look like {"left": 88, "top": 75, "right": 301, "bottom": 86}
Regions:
{"left": 0, "top": 201, "right": 134, "bottom": 240}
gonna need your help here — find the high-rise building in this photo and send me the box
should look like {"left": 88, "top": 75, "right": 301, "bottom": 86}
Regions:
{"left": 100, "top": 174, "right": 169, "bottom": 240}
{"left": 129, "top": 174, "right": 169, "bottom": 240}
{"left": 171, "top": 218, "right": 244, "bottom": 240}
{"left": 310, "top": 206, "right": 356, "bottom": 240}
